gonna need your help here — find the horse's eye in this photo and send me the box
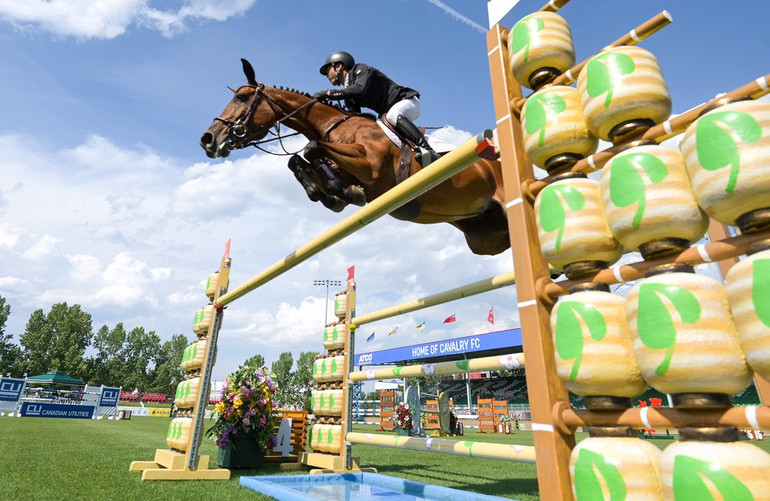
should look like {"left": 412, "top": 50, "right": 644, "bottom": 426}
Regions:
{"left": 236, "top": 93, "right": 250, "bottom": 102}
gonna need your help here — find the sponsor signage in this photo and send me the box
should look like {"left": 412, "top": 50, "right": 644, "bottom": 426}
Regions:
{"left": 99, "top": 387, "right": 121, "bottom": 407}
{"left": 0, "top": 377, "right": 25, "bottom": 402}
{"left": 21, "top": 402, "right": 95, "bottom": 419}
{"left": 149, "top": 408, "right": 171, "bottom": 417}
{"left": 354, "top": 328, "right": 522, "bottom": 366}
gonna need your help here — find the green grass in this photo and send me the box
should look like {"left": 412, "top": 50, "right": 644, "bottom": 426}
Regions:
{"left": 2, "top": 416, "right": 769, "bottom": 500}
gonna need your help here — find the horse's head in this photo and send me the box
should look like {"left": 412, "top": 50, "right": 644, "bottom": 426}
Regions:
{"left": 200, "top": 59, "right": 278, "bottom": 158}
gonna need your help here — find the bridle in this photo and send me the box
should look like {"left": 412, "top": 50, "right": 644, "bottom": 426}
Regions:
{"left": 213, "top": 82, "right": 319, "bottom": 156}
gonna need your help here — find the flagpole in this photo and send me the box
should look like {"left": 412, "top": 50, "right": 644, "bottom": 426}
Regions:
{"left": 313, "top": 279, "right": 343, "bottom": 327}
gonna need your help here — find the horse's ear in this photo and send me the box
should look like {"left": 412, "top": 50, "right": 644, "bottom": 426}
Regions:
{"left": 241, "top": 58, "right": 257, "bottom": 86}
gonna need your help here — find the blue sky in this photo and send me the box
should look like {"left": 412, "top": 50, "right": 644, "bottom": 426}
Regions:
{"left": 1, "top": 0, "right": 768, "bottom": 381}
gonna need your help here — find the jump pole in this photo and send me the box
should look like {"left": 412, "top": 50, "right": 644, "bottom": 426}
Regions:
{"left": 346, "top": 432, "right": 536, "bottom": 463}
{"left": 215, "top": 131, "right": 495, "bottom": 308}
{"left": 348, "top": 353, "right": 525, "bottom": 382}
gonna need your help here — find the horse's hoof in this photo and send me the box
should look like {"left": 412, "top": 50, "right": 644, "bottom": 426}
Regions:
{"left": 343, "top": 185, "right": 367, "bottom": 206}
{"left": 321, "top": 196, "right": 347, "bottom": 213}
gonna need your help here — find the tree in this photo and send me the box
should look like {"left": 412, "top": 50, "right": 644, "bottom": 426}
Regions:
{"left": 148, "top": 334, "right": 188, "bottom": 393}
{"left": 244, "top": 353, "right": 266, "bottom": 370}
{"left": 120, "top": 326, "right": 162, "bottom": 391}
{"left": 19, "top": 303, "right": 93, "bottom": 378}
{"left": 270, "top": 351, "right": 294, "bottom": 407}
{"left": 0, "top": 296, "right": 22, "bottom": 376}
{"left": 294, "top": 351, "right": 319, "bottom": 411}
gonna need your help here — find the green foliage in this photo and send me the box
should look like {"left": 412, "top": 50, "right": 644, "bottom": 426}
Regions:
{"left": 270, "top": 351, "right": 295, "bottom": 407}
{"left": 524, "top": 92, "right": 566, "bottom": 146}
{"left": 0, "top": 296, "right": 22, "bottom": 376}
{"left": 20, "top": 302, "right": 93, "bottom": 378}
{"left": 554, "top": 301, "right": 607, "bottom": 381}
{"left": 510, "top": 16, "right": 544, "bottom": 63}
{"left": 586, "top": 52, "right": 635, "bottom": 108}
{"left": 637, "top": 283, "right": 701, "bottom": 376}
{"left": 538, "top": 184, "right": 585, "bottom": 250}
{"left": 609, "top": 152, "right": 669, "bottom": 227}
{"left": 673, "top": 455, "right": 753, "bottom": 500}
{"left": 573, "top": 448, "right": 627, "bottom": 500}
{"left": 754, "top": 259, "right": 770, "bottom": 327}
{"left": 695, "top": 110, "right": 761, "bottom": 194}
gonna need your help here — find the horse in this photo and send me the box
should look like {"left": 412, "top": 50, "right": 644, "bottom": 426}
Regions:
{"left": 200, "top": 59, "right": 510, "bottom": 256}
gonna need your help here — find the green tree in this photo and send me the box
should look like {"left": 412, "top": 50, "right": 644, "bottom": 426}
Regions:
{"left": 271, "top": 351, "right": 295, "bottom": 407}
{"left": 120, "top": 326, "right": 162, "bottom": 391}
{"left": 295, "top": 351, "right": 319, "bottom": 411}
{"left": 244, "top": 353, "right": 266, "bottom": 369}
{"left": 19, "top": 303, "right": 93, "bottom": 378}
{"left": 148, "top": 334, "right": 188, "bottom": 394}
{"left": 0, "top": 296, "right": 22, "bottom": 376}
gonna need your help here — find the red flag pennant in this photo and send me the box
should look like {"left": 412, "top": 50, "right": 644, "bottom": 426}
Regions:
{"left": 443, "top": 314, "right": 456, "bottom": 324}
{"left": 488, "top": 307, "right": 495, "bottom": 324}
{"left": 347, "top": 265, "right": 355, "bottom": 282}
{"left": 224, "top": 239, "right": 231, "bottom": 258}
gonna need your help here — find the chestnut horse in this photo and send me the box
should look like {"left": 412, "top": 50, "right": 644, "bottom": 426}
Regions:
{"left": 200, "top": 59, "right": 509, "bottom": 255}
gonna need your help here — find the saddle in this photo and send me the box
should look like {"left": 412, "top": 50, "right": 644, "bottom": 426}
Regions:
{"left": 378, "top": 118, "right": 418, "bottom": 185}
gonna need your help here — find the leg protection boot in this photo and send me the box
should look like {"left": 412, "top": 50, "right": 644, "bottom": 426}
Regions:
{"left": 395, "top": 116, "right": 439, "bottom": 167}
{"left": 287, "top": 154, "right": 322, "bottom": 202}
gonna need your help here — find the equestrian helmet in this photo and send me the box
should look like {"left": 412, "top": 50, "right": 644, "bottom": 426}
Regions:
{"left": 319, "top": 51, "right": 355, "bottom": 75}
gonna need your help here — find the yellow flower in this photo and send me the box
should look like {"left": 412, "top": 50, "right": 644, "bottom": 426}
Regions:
{"left": 234, "top": 397, "right": 242, "bottom": 408}
{"left": 215, "top": 402, "right": 225, "bottom": 414}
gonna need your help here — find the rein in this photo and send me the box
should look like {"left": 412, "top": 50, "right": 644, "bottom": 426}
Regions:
{"left": 214, "top": 83, "right": 324, "bottom": 156}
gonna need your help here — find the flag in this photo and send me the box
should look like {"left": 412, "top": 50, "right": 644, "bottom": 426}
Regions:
{"left": 366, "top": 332, "right": 375, "bottom": 342}
{"left": 416, "top": 321, "right": 426, "bottom": 333}
{"left": 488, "top": 307, "right": 495, "bottom": 324}
{"left": 443, "top": 314, "right": 456, "bottom": 324}
{"left": 388, "top": 326, "right": 399, "bottom": 336}
{"left": 346, "top": 265, "right": 355, "bottom": 282}
{"left": 224, "top": 238, "right": 231, "bottom": 258}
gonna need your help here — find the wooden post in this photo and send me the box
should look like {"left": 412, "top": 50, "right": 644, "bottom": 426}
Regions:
{"left": 487, "top": 24, "right": 575, "bottom": 500}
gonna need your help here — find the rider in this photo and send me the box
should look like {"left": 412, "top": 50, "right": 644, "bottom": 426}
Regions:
{"left": 313, "top": 51, "right": 439, "bottom": 167}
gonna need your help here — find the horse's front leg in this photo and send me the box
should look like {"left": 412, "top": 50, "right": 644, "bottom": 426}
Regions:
{"left": 305, "top": 141, "right": 367, "bottom": 206}
{"left": 287, "top": 154, "right": 348, "bottom": 212}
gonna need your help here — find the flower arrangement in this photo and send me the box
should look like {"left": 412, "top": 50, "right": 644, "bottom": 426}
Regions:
{"left": 206, "top": 364, "right": 278, "bottom": 451}
{"left": 394, "top": 403, "right": 413, "bottom": 430}
{"left": 499, "top": 414, "right": 511, "bottom": 424}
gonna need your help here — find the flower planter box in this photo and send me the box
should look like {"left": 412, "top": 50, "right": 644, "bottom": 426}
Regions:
{"left": 217, "top": 434, "right": 265, "bottom": 469}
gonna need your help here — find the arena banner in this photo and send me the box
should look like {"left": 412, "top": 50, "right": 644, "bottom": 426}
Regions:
{"left": 0, "top": 377, "right": 26, "bottom": 402}
{"left": 99, "top": 386, "right": 121, "bottom": 408}
{"left": 354, "top": 328, "right": 522, "bottom": 366}
{"left": 20, "top": 402, "right": 95, "bottom": 419}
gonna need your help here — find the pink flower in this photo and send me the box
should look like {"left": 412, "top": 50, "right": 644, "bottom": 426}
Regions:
{"left": 259, "top": 416, "right": 267, "bottom": 426}
{"left": 242, "top": 417, "right": 250, "bottom": 426}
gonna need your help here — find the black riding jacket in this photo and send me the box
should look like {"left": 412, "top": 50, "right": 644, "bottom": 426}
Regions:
{"left": 323, "top": 63, "right": 419, "bottom": 116}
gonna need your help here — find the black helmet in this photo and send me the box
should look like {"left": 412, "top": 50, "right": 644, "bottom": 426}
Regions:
{"left": 319, "top": 51, "right": 355, "bottom": 75}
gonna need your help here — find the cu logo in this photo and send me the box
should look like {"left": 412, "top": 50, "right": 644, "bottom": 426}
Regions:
{"left": 26, "top": 404, "right": 42, "bottom": 416}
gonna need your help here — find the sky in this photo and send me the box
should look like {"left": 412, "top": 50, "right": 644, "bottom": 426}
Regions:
{"left": 1, "top": 0, "right": 769, "bottom": 382}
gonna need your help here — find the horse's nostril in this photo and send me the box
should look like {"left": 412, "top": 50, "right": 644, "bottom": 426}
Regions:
{"left": 200, "top": 132, "right": 213, "bottom": 146}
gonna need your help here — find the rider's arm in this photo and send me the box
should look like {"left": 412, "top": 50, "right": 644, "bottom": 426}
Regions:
{"left": 313, "top": 65, "right": 374, "bottom": 101}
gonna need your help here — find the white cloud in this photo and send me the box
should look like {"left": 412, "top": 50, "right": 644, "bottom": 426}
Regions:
{"left": 68, "top": 254, "right": 101, "bottom": 281}
{"left": 0, "top": 223, "right": 23, "bottom": 249}
{"left": 22, "top": 235, "right": 60, "bottom": 260}
{"left": 0, "top": 0, "right": 258, "bottom": 39}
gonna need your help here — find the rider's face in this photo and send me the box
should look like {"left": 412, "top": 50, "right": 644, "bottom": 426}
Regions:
{"left": 327, "top": 64, "right": 344, "bottom": 86}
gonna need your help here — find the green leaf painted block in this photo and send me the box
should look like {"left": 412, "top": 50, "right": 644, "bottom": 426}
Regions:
{"left": 754, "top": 259, "right": 770, "bottom": 327}
{"left": 525, "top": 92, "right": 567, "bottom": 146}
{"left": 573, "top": 448, "right": 627, "bottom": 500}
{"left": 539, "top": 184, "right": 586, "bottom": 250}
{"left": 463, "top": 441, "right": 475, "bottom": 458}
{"left": 327, "top": 429, "right": 334, "bottom": 444}
{"left": 673, "top": 455, "right": 753, "bottom": 501}
{"left": 393, "top": 367, "right": 403, "bottom": 376}
{"left": 511, "top": 16, "right": 545, "bottom": 63}
{"left": 637, "top": 283, "right": 701, "bottom": 376}
{"left": 554, "top": 301, "right": 607, "bottom": 381}
{"left": 695, "top": 110, "right": 761, "bottom": 194}
{"left": 586, "top": 52, "right": 636, "bottom": 108}
{"left": 609, "top": 152, "right": 669, "bottom": 228}
{"left": 455, "top": 360, "right": 470, "bottom": 372}
{"left": 333, "top": 326, "right": 340, "bottom": 341}
{"left": 328, "top": 393, "right": 335, "bottom": 410}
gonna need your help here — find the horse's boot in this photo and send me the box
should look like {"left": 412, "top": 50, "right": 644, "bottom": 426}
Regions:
{"left": 311, "top": 158, "right": 345, "bottom": 198}
{"left": 395, "top": 116, "right": 439, "bottom": 167}
{"left": 342, "top": 185, "right": 367, "bottom": 206}
{"left": 288, "top": 154, "right": 322, "bottom": 202}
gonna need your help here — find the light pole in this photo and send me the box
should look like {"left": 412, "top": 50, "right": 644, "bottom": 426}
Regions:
{"left": 314, "top": 279, "right": 342, "bottom": 327}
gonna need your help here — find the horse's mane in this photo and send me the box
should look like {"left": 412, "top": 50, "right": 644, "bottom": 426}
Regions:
{"left": 273, "top": 85, "right": 377, "bottom": 121}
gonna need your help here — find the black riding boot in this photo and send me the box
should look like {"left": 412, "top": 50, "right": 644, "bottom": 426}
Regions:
{"left": 395, "top": 116, "right": 439, "bottom": 167}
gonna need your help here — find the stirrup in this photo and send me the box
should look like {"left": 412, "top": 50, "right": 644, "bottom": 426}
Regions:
{"left": 416, "top": 147, "right": 438, "bottom": 167}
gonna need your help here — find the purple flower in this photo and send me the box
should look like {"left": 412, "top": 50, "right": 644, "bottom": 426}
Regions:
{"left": 268, "top": 435, "right": 277, "bottom": 448}
{"left": 243, "top": 417, "right": 250, "bottom": 426}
